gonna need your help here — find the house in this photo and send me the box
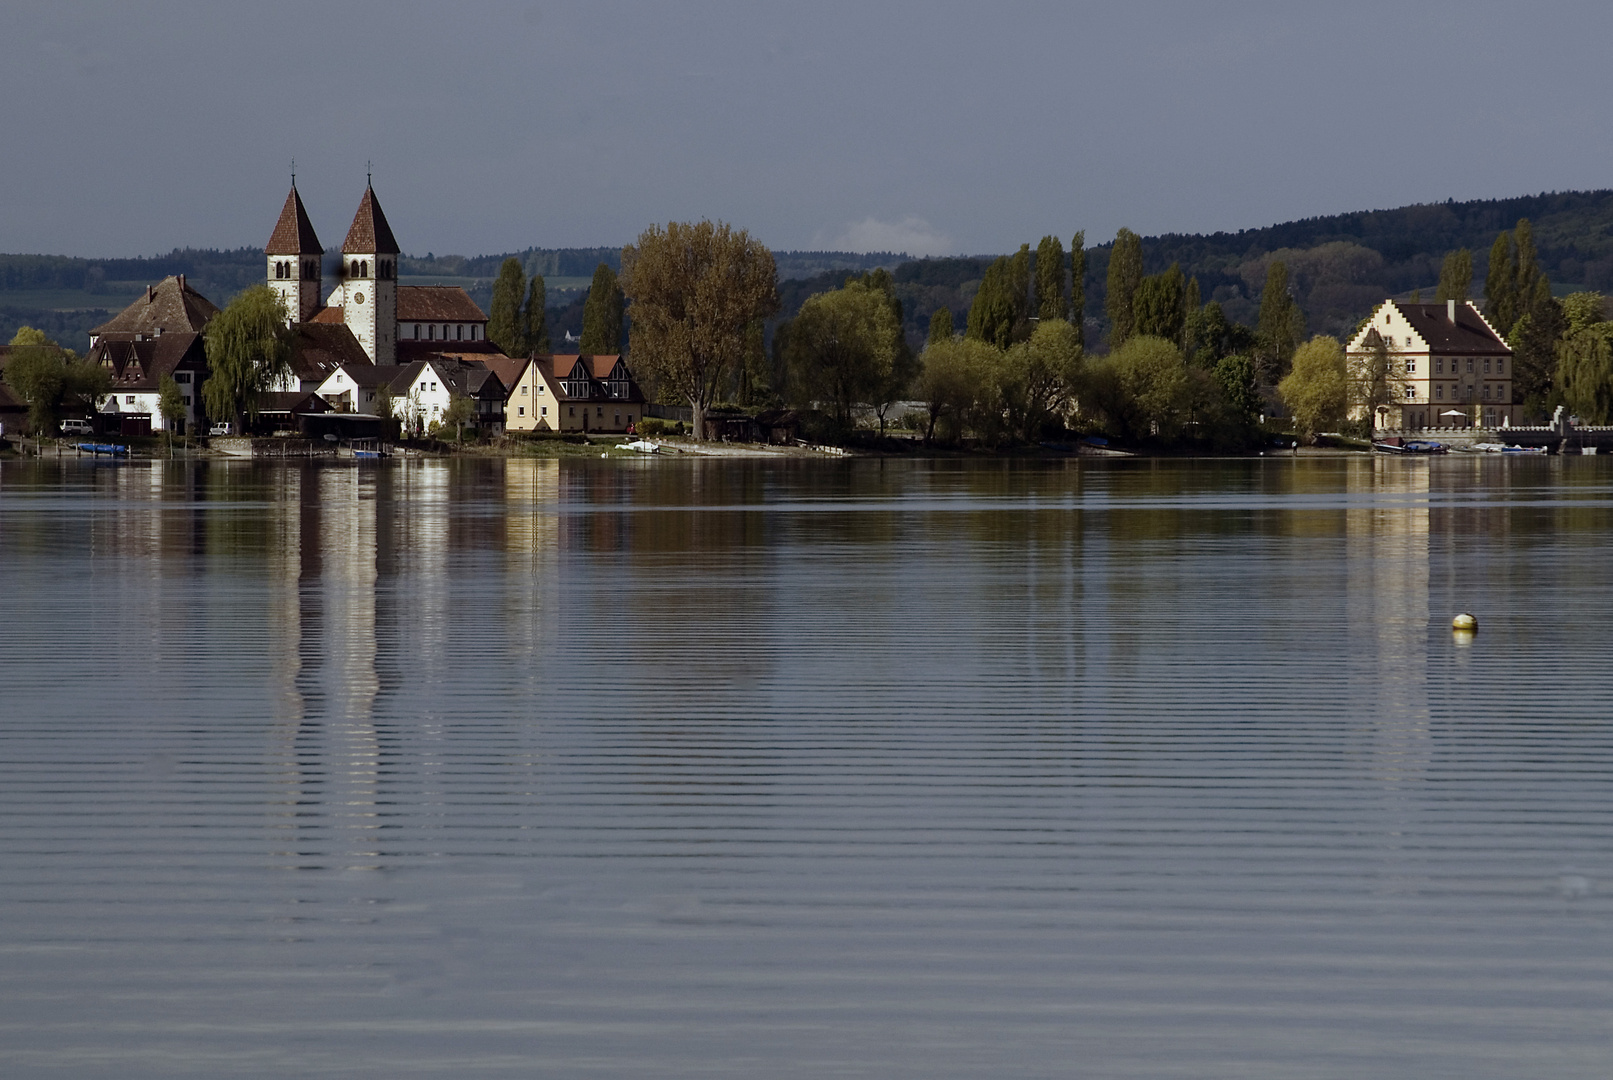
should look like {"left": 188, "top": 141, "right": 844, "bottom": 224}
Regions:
{"left": 84, "top": 275, "right": 218, "bottom": 434}
{"left": 507, "top": 354, "right": 645, "bottom": 433}
{"left": 1347, "top": 299, "right": 1515, "bottom": 430}
{"left": 385, "top": 358, "right": 506, "bottom": 436}
{"left": 315, "top": 362, "right": 405, "bottom": 414}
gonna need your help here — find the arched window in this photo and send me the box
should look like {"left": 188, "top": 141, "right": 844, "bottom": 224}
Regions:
{"left": 456, "top": 324, "right": 463, "bottom": 341}
{"left": 470, "top": 326, "right": 478, "bottom": 341}
{"left": 413, "top": 324, "right": 420, "bottom": 340}
{"left": 360, "top": 260, "right": 368, "bottom": 278}
{"left": 350, "top": 260, "right": 358, "bottom": 277}
{"left": 442, "top": 324, "right": 449, "bottom": 339}
{"left": 428, "top": 325, "right": 436, "bottom": 340}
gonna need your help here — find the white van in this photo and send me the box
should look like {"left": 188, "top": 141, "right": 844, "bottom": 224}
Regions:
{"left": 210, "top": 422, "right": 234, "bottom": 436}
{"left": 60, "top": 419, "right": 93, "bottom": 436}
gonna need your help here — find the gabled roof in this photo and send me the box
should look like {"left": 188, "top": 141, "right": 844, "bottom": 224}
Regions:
{"left": 535, "top": 353, "right": 645, "bottom": 403}
{"left": 342, "top": 185, "right": 400, "bottom": 255}
{"left": 327, "top": 362, "right": 405, "bottom": 390}
{"left": 266, "top": 187, "right": 324, "bottom": 256}
{"left": 396, "top": 286, "right": 487, "bottom": 322}
{"left": 89, "top": 332, "right": 208, "bottom": 392}
{"left": 475, "top": 354, "right": 530, "bottom": 397}
{"left": 289, "top": 323, "right": 371, "bottom": 383}
{"left": 257, "top": 391, "right": 329, "bottom": 415}
{"left": 91, "top": 276, "right": 220, "bottom": 338}
{"left": 307, "top": 306, "right": 346, "bottom": 324}
{"left": 1369, "top": 300, "right": 1512, "bottom": 356}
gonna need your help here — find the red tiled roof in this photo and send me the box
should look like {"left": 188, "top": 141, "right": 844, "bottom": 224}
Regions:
{"left": 290, "top": 323, "right": 371, "bottom": 383}
{"left": 88, "top": 332, "right": 208, "bottom": 392}
{"left": 91, "top": 276, "right": 220, "bottom": 338}
{"left": 1381, "top": 301, "right": 1512, "bottom": 356}
{"left": 342, "top": 185, "right": 401, "bottom": 255}
{"left": 266, "top": 187, "right": 324, "bottom": 256}
{"left": 396, "top": 286, "right": 487, "bottom": 322}
{"left": 308, "top": 306, "right": 346, "bottom": 324}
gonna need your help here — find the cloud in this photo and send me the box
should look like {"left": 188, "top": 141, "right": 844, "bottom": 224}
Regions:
{"left": 825, "top": 215, "right": 953, "bottom": 257}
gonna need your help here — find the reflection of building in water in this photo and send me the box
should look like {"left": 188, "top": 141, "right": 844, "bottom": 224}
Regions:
{"left": 264, "top": 464, "right": 387, "bottom": 871}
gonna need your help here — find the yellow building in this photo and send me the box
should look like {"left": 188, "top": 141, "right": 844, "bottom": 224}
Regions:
{"left": 1347, "top": 299, "right": 1515, "bottom": 430}
{"left": 504, "top": 354, "right": 645, "bottom": 434}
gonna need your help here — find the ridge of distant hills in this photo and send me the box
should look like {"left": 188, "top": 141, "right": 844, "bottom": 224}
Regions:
{"left": 6, "top": 190, "right": 1613, "bottom": 348}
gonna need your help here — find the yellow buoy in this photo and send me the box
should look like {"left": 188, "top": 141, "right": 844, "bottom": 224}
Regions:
{"left": 1452, "top": 613, "right": 1478, "bottom": 632}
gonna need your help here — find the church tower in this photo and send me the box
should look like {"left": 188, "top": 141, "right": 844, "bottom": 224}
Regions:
{"left": 265, "top": 185, "right": 323, "bottom": 325}
{"left": 338, "top": 182, "right": 400, "bottom": 363}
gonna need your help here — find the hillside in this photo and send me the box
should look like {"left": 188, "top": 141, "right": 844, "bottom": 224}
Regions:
{"left": 7, "top": 190, "right": 1613, "bottom": 350}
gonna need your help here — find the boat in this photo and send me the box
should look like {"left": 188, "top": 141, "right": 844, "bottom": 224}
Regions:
{"left": 1471, "top": 442, "right": 1545, "bottom": 454}
{"left": 77, "top": 442, "right": 129, "bottom": 457}
{"left": 622, "top": 440, "right": 661, "bottom": 454}
{"left": 1373, "top": 439, "right": 1447, "bottom": 455}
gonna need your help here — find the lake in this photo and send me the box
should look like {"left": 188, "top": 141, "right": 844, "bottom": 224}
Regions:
{"left": 1, "top": 454, "right": 1610, "bottom": 1077}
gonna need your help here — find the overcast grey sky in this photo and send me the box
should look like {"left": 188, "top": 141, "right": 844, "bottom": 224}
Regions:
{"left": 5, "top": 1, "right": 1610, "bottom": 259}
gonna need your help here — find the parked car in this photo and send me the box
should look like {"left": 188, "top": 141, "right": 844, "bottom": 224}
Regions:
{"left": 59, "top": 419, "right": 94, "bottom": 436}
{"left": 209, "top": 422, "right": 234, "bottom": 436}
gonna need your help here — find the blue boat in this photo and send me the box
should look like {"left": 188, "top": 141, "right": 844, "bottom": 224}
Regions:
{"left": 77, "top": 443, "right": 129, "bottom": 457}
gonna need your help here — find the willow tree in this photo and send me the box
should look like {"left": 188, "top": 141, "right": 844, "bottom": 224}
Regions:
{"left": 783, "top": 279, "right": 899, "bottom": 428}
{"left": 620, "top": 220, "right": 778, "bottom": 440}
{"left": 1278, "top": 335, "right": 1348, "bottom": 438}
{"left": 579, "top": 262, "right": 625, "bottom": 354}
{"left": 201, "top": 286, "right": 292, "bottom": 431}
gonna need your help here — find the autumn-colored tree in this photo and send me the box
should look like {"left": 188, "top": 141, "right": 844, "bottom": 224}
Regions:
{"left": 619, "top": 220, "right": 778, "bottom": 439}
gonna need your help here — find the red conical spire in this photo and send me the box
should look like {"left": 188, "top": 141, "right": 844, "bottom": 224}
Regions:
{"left": 265, "top": 187, "right": 323, "bottom": 256}
{"left": 342, "top": 183, "right": 400, "bottom": 255}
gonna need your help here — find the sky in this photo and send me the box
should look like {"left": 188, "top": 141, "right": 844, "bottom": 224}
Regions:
{"left": 4, "top": 1, "right": 1612, "bottom": 259}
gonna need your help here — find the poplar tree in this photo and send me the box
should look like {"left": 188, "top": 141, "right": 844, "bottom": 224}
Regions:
{"left": 1133, "top": 263, "right": 1186, "bottom": 345}
{"left": 928, "top": 307, "right": 953, "bottom": 346}
{"left": 1069, "top": 231, "right": 1086, "bottom": 348}
{"left": 1106, "top": 228, "right": 1143, "bottom": 349}
{"left": 1009, "top": 244, "right": 1032, "bottom": 329}
{"left": 966, "top": 257, "right": 1017, "bottom": 349}
{"left": 1256, "top": 261, "right": 1303, "bottom": 382}
{"left": 489, "top": 258, "right": 528, "bottom": 356}
{"left": 1035, "top": 235, "right": 1067, "bottom": 322}
{"left": 524, "top": 274, "right": 549, "bottom": 354}
{"left": 1436, "top": 249, "right": 1473, "bottom": 302}
{"left": 579, "top": 263, "right": 625, "bottom": 354}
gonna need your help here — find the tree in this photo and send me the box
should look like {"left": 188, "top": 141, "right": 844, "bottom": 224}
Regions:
{"left": 1436, "top": 249, "right": 1473, "bottom": 302}
{"left": 1510, "top": 299, "right": 1564, "bottom": 414}
{"left": 856, "top": 268, "right": 918, "bottom": 434}
{"left": 1082, "top": 335, "right": 1190, "bottom": 441}
{"left": 914, "top": 335, "right": 994, "bottom": 444}
{"left": 444, "top": 393, "right": 475, "bottom": 443}
{"left": 619, "top": 220, "right": 778, "bottom": 440}
{"left": 965, "top": 257, "right": 1018, "bottom": 349}
{"left": 783, "top": 280, "right": 899, "bottom": 428}
{"left": 1009, "top": 244, "right": 1031, "bottom": 329}
{"left": 1035, "top": 235, "right": 1067, "bottom": 322}
{"left": 928, "top": 307, "right": 953, "bottom": 346}
{"left": 1106, "top": 228, "right": 1143, "bottom": 348}
{"left": 1485, "top": 230, "right": 1518, "bottom": 338}
{"left": 201, "top": 285, "right": 293, "bottom": 430}
{"left": 158, "top": 374, "right": 185, "bottom": 442}
{"left": 1213, "top": 353, "right": 1260, "bottom": 427}
{"left": 1557, "top": 295, "right": 1613, "bottom": 424}
{"left": 579, "top": 263, "right": 625, "bottom": 354}
{"left": 1350, "top": 327, "right": 1405, "bottom": 431}
{"left": 1278, "top": 335, "right": 1348, "bottom": 438}
{"left": 489, "top": 257, "right": 528, "bottom": 357}
{"left": 999, "top": 318, "right": 1082, "bottom": 442}
{"left": 1256, "top": 260, "right": 1303, "bottom": 382}
{"left": 524, "top": 274, "right": 549, "bottom": 354}
{"left": 1133, "top": 263, "right": 1186, "bottom": 344}
{"left": 1069, "top": 231, "right": 1086, "bottom": 349}
{"left": 3, "top": 327, "right": 68, "bottom": 433}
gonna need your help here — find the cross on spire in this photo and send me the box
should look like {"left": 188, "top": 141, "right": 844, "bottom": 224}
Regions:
{"left": 290, "top": 157, "right": 296, "bottom": 187}
{"left": 366, "top": 160, "right": 372, "bottom": 188}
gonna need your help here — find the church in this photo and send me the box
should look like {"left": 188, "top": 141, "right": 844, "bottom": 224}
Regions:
{"left": 263, "top": 181, "right": 493, "bottom": 391}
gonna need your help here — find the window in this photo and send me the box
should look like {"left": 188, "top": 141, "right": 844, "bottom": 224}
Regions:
{"left": 442, "top": 325, "right": 449, "bottom": 339}
{"left": 1466, "top": 359, "right": 1474, "bottom": 373}
{"left": 521, "top": 385, "right": 527, "bottom": 395}
{"left": 360, "top": 260, "right": 368, "bottom": 277}
{"left": 1497, "top": 359, "right": 1505, "bottom": 374}
{"left": 518, "top": 406, "right": 525, "bottom": 416}
{"left": 126, "top": 395, "right": 135, "bottom": 404}
{"left": 537, "top": 385, "right": 544, "bottom": 395}
{"left": 541, "top": 406, "right": 547, "bottom": 416}
{"left": 1484, "top": 384, "right": 1491, "bottom": 400}
{"left": 569, "top": 407, "right": 575, "bottom": 417}
{"left": 428, "top": 325, "right": 436, "bottom": 340}
{"left": 1404, "top": 387, "right": 1416, "bottom": 399}
{"left": 597, "top": 407, "right": 603, "bottom": 416}
{"left": 1405, "top": 360, "right": 1416, "bottom": 374}
{"left": 413, "top": 324, "right": 420, "bottom": 339}
{"left": 1484, "top": 358, "right": 1492, "bottom": 374}
{"left": 1436, "top": 385, "right": 1444, "bottom": 400}
{"left": 182, "top": 396, "right": 191, "bottom": 407}
{"left": 470, "top": 326, "right": 478, "bottom": 341}
{"left": 174, "top": 372, "right": 190, "bottom": 384}
{"left": 456, "top": 324, "right": 463, "bottom": 341}
{"left": 430, "top": 382, "right": 436, "bottom": 391}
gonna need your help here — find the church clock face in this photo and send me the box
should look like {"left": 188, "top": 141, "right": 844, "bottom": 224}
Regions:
{"left": 354, "top": 292, "right": 365, "bottom": 305}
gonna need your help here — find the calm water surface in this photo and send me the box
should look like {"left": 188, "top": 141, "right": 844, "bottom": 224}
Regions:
{"left": 2, "top": 455, "right": 1611, "bottom": 1078}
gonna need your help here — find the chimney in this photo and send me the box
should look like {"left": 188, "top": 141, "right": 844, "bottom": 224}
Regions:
{"left": 178, "top": 274, "right": 185, "bottom": 290}
{"left": 146, "top": 285, "right": 153, "bottom": 303}
{"left": 1448, "top": 299, "right": 1457, "bottom": 322}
